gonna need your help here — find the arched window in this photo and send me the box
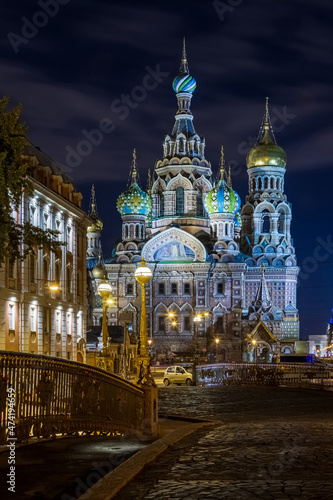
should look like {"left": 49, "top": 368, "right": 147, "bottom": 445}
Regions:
{"left": 196, "top": 188, "right": 203, "bottom": 217}
{"left": 278, "top": 215, "right": 284, "bottom": 233}
{"left": 262, "top": 211, "right": 270, "bottom": 233}
{"left": 264, "top": 177, "right": 268, "bottom": 189}
{"left": 124, "top": 225, "right": 128, "bottom": 238}
{"left": 179, "top": 137, "right": 185, "bottom": 153}
{"left": 135, "top": 225, "right": 140, "bottom": 238}
{"left": 276, "top": 178, "right": 280, "bottom": 190}
{"left": 252, "top": 179, "right": 256, "bottom": 191}
{"left": 258, "top": 178, "right": 262, "bottom": 190}
{"left": 225, "top": 223, "right": 228, "bottom": 236}
{"left": 176, "top": 187, "right": 184, "bottom": 215}
{"left": 270, "top": 177, "right": 274, "bottom": 189}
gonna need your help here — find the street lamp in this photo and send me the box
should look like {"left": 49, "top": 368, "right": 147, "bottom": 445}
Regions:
{"left": 192, "top": 313, "right": 202, "bottom": 385}
{"left": 252, "top": 339, "right": 257, "bottom": 363}
{"left": 134, "top": 258, "right": 153, "bottom": 383}
{"left": 97, "top": 280, "right": 112, "bottom": 355}
{"left": 215, "top": 337, "right": 220, "bottom": 362}
{"left": 48, "top": 281, "right": 59, "bottom": 291}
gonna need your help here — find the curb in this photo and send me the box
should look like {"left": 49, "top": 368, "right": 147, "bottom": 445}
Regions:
{"left": 79, "top": 419, "right": 214, "bottom": 500}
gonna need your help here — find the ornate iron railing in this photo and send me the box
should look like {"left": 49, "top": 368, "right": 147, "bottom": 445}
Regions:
{"left": 0, "top": 351, "right": 157, "bottom": 445}
{"left": 197, "top": 363, "right": 333, "bottom": 389}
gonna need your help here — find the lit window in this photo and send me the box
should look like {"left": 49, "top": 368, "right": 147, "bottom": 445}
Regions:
{"left": 8, "top": 304, "right": 15, "bottom": 331}
{"left": 56, "top": 311, "right": 62, "bottom": 334}
{"left": 30, "top": 306, "right": 37, "bottom": 332}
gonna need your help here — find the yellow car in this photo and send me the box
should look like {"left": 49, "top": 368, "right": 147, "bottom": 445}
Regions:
{"left": 163, "top": 365, "right": 193, "bottom": 386}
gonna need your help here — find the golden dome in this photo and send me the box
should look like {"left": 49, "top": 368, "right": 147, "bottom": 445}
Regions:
{"left": 247, "top": 98, "right": 287, "bottom": 169}
{"left": 92, "top": 261, "right": 106, "bottom": 279}
{"left": 87, "top": 217, "right": 103, "bottom": 234}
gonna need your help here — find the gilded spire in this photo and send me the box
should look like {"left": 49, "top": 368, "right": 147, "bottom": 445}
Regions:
{"left": 257, "top": 97, "right": 276, "bottom": 145}
{"left": 88, "top": 184, "right": 103, "bottom": 233}
{"left": 180, "top": 37, "right": 189, "bottom": 73}
{"left": 219, "top": 146, "right": 225, "bottom": 182}
{"left": 147, "top": 169, "right": 152, "bottom": 196}
{"left": 228, "top": 166, "right": 232, "bottom": 188}
{"left": 131, "top": 148, "right": 138, "bottom": 184}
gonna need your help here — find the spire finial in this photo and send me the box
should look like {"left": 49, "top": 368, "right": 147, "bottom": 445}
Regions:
{"left": 180, "top": 37, "right": 189, "bottom": 73}
{"left": 264, "top": 96, "right": 269, "bottom": 128}
{"left": 131, "top": 148, "right": 138, "bottom": 184}
{"left": 228, "top": 166, "right": 232, "bottom": 188}
{"left": 219, "top": 145, "right": 225, "bottom": 181}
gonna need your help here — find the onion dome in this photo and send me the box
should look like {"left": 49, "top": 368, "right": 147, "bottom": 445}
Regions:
{"left": 87, "top": 185, "right": 103, "bottom": 233}
{"left": 247, "top": 98, "right": 287, "bottom": 169}
{"left": 116, "top": 149, "right": 152, "bottom": 217}
{"left": 205, "top": 147, "right": 241, "bottom": 215}
{"left": 92, "top": 254, "right": 106, "bottom": 279}
{"left": 172, "top": 38, "right": 197, "bottom": 94}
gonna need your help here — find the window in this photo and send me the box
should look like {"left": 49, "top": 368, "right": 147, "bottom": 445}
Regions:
{"left": 43, "top": 259, "right": 49, "bottom": 282}
{"left": 8, "top": 304, "right": 15, "bottom": 331}
{"left": 30, "top": 306, "right": 37, "bottom": 332}
{"left": 66, "top": 312, "right": 72, "bottom": 335}
{"left": 216, "top": 316, "right": 223, "bottom": 331}
{"left": 126, "top": 283, "right": 133, "bottom": 295}
{"left": 67, "top": 352, "right": 71, "bottom": 360}
{"left": 184, "top": 283, "right": 190, "bottom": 294}
{"left": 176, "top": 187, "right": 184, "bottom": 215}
{"left": 29, "top": 255, "right": 35, "bottom": 283}
{"left": 262, "top": 211, "right": 270, "bottom": 233}
{"left": 56, "top": 311, "right": 62, "bottom": 334}
{"left": 67, "top": 226, "right": 72, "bottom": 252}
{"left": 158, "top": 283, "right": 165, "bottom": 294}
{"left": 56, "top": 220, "right": 62, "bottom": 241}
{"left": 77, "top": 314, "right": 82, "bottom": 338}
{"left": 158, "top": 316, "right": 166, "bottom": 332}
{"left": 171, "top": 283, "right": 178, "bottom": 294}
{"left": 217, "top": 282, "right": 224, "bottom": 294}
{"left": 8, "top": 260, "right": 15, "bottom": 279}
{"left": 55, "top": 261, "right": 61, "bottom": 284}
{"left": 66, "top": 267, "right": 71, "bottom": 293}
{"left": 160, "top": 194, "right": 164, "bottom": 217}
{"left": 184, "top": 316, "right": 191, "bottom": 331}
{"left": 43, "top": 213, "right": 49, "bottom": 231}
{"left": 197, "top": 188, "right": 203, "bottom": 217}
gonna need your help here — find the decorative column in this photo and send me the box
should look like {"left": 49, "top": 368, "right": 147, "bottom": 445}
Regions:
{"left": 134, "top": 259, "right": 153, "bottom": 384}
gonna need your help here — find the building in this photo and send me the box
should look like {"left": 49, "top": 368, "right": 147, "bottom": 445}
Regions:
{"left": 0, "top": 143, "right": 90, "bottom": 361}
{"left": 88, "top": 42, "right": 300, "bottom": 363}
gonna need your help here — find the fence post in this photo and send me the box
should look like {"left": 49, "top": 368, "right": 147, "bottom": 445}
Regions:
{"left": 141, "top": 383, "right": 159, "bottom": 437}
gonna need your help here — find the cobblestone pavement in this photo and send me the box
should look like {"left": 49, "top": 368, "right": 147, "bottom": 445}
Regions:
{"left": 115, "top": 386, "right": 333, "bottom": 500}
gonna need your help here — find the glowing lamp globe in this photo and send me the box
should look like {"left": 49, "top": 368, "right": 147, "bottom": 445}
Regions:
{"left": 134, "top": 260, "right": 152, "bottom": 285}
{"left": 97, "top": 280, "right": 112, "bottom": 299}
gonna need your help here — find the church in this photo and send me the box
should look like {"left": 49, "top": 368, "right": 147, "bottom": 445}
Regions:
{"left": 87, "top": 42, "right": 299, "bottom": 364}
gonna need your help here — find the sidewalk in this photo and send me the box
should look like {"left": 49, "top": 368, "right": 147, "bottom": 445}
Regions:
{"left": 0, "top": 415, "right": 211, "bottom": 500}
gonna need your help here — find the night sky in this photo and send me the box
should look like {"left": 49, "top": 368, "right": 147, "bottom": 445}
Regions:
{"left": 1, "top": 0, "right": 333, "bottom": 339}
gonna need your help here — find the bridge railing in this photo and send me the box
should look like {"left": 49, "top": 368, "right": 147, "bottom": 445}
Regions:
{"left": 197, "top": 363, "right": 333, "bottom": 389}
{"left": 0, "top": 351, "right": 158, "bottom": 445}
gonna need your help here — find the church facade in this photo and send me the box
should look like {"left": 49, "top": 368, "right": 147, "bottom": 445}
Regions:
{"left": 88, "top": 42, "right": 299, "bottom": 363}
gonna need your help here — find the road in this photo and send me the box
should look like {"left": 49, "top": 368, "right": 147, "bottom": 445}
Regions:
{"left": 115, "top": 385, "right": 333, "bottom": 499}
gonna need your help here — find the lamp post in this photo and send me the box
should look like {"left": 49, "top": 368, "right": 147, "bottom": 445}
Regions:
{"left": 252, "top": 339, "right": 257, "bottom": 363}
{"left": 134, "top": 259, "right": 153, "bottom": 383}
{"left": 215, "top": 337, "right": 220, "bottom": 362}
{"left": 193, "top": 313, "right": 201, "bottom": 386}
{"left": 97, "top": 280, "right": 112, "bottom": 356}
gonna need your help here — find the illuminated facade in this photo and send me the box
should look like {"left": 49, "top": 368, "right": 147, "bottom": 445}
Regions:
{"left": 89, "top": 42, "right": 300, "bottom": 363}
{"left": 0, "top": 144, "right": 90, "bottom": 361}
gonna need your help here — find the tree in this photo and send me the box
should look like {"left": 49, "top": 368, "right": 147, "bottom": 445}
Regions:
{"left": 0, "top": 96, "right": 64, "bottom": 265}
